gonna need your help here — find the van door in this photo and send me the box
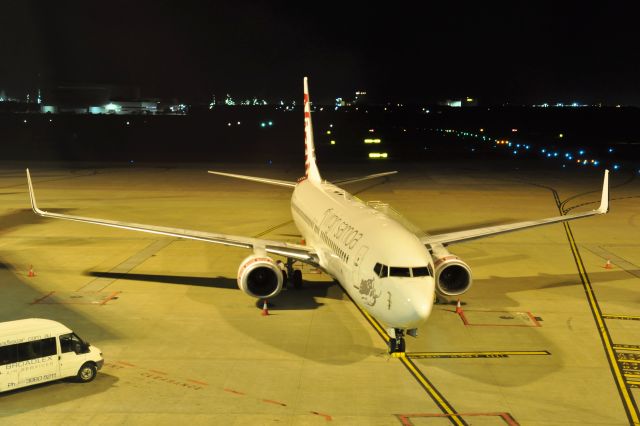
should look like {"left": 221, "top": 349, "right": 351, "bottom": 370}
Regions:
{"left": 58, "top": 333, "right": 84, "bottom": 378}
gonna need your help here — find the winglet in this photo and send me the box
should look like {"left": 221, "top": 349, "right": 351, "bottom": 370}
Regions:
{"left": 597, "top": 169, "right": 609, "bottom": 214}
{"left": 26, "top": 169, "right": 45, "bottom": 216}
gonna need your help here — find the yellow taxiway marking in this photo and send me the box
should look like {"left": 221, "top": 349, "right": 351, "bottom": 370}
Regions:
{"left": 603, "top": 314, "right": 640, "bottom": 321}
{"left": 626, "top": 373, "right": 640, "bottom": 380}
{"left": 615, "top": 345, "right": 640, "bottom": 352}
{"left": 346, "top": 292, "right": 467, "bottom": 426}
{"left": 563, "top": 222, "right": 640, "bottom": 424}
{"left": 408, "top": 350, "right": 550, "bottom": 359}
{"left": 620, "top": 360, "right": 640, "bottom": 365}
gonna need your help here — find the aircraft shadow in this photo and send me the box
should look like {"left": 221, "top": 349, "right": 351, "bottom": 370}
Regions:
{"left": 0, "top": 208, "right": 72, "bottom": 236}
{"left": 86, "top": 271, "right": 237, "bottom": 289}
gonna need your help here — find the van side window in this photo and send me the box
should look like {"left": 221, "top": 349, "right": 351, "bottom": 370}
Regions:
{"left": 41, "top": 337, "right": 57, "bottom": 357}
{"left": 0, "top": 344, "right": 18, "bottom": 366}
{"left": 60, "top": 333, "right": 83, "bottom": 354}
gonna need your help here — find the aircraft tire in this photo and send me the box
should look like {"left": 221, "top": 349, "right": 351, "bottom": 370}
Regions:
{"left": 292, "top": 270, "right": 303, "bottom": 289}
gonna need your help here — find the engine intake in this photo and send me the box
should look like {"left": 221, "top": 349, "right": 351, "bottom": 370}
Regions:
{"left": 237, "top": 255, "right": 284, "bottom": 298}
{"left": 431, "top": 246, "right": 473, "bottom": 297}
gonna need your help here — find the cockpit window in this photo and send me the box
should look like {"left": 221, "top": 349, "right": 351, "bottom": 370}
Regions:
{"left": 390, "top": 267, "right": 411, "bottom": 277}
{"left": 380, "top": 265, "right": 388, "bottom": 277}
{"left": 412, "top": 267, "right": 431, "bottom": 277}
{"left": 373, "top": 263, "right": 382, "bottom": 276}
{"left": 373, "top": 263, "right": 388, "bottom": 278}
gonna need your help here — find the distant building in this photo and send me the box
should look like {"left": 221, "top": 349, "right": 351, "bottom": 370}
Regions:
{"left": 438, "top": 97, "right": 478, "bottom": 107}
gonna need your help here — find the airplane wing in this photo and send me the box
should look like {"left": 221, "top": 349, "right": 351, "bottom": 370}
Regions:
{"left": 332, "top": 171, "right": 398, "bottom": 185}
{"left": 421, "top": 170, "right": 609, "bottom": 246}
{"left": 26, "top": 169, "right": 317, "bottom": 264}
{"left": 208, "top": 170, "right": 296, "bottom": 187}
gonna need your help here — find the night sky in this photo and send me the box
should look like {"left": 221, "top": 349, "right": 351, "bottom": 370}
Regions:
{"left": 1, "top": 1, "right": 639, "bottom": 105}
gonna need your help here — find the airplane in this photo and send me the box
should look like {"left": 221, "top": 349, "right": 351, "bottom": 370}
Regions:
{"left": 26, "top": 77, "right": 610, "bottom": 353}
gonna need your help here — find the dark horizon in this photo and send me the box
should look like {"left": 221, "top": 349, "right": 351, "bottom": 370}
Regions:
{"left": 1, "top": 2, "right": 639, "bottom": 105}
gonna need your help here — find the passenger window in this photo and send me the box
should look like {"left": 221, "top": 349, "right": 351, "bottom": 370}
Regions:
{"left": 373, "top": 263, "right": 382, "bottom": 275}
{"left": 0, "top": 344, "right": 18, "bottom": 366}
{"left": 380, "top": 265, "right": 388, "bottom": 277}
{"left": 17, "top": 341, "right": 40, "bottom": 362}
{"left": 41, "top": 337, "right": 57, "bottom": 357}
{"left": 390, "top": 267, "right": 411, "bottom": 277}
{"left": 412, "top": 267, "right": 431, "bottom": 277}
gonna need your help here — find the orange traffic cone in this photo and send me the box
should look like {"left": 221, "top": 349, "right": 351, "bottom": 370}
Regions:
{"left": 455, "top": 299, "right": 463, "bottom": 314}
{"left": 27, "top": 265, "right": 35, "bottom": 277}
{"left": 604, "top": 259, "right": 613, "bottom": 269}
{"left": 261, "top": 300, "right": 269, "bottom": 316}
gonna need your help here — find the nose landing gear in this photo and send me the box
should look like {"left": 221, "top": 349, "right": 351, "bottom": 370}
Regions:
{"left": 388, "top": 329, "right": 406, "bottom": 354}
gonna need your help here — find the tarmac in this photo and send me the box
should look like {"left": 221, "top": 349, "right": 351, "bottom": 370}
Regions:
{"left": 0, "top": 161, "right": 638, "bottom": 425}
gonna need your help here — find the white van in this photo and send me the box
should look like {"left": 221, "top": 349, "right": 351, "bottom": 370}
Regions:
{"left": 0, "top": 318, "right": 103, "bottom": 392}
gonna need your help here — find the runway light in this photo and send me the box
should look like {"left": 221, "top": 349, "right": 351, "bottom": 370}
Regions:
{"left": 559, "top": 133, "right": 564, "bottom": 138}
{"left": 608, "top": 147, "right": 614, "bottom": 153}
{"left": 613, "top": 164, "right": 620, "bottom": 170}
{"left": 541, "top": 149, "right": 546, "bottom": 153}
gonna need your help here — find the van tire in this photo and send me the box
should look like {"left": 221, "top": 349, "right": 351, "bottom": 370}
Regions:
{"left": 77, "top": 362, "right": 97, "bottom": 383}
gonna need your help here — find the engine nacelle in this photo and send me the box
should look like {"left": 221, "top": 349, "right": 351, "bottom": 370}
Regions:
{"left": 237, "top": 255, "right": 284, "bottom": 299}
{"left": 431, "top": 245, "right": 473, "bottom": 297}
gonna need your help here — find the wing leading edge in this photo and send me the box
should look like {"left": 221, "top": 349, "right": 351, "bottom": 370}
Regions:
{"left": 26, "top": 169, "right": 317, "bottom": 264}
{"left": 422, "top": 170, "right": 609, "bottom": 246}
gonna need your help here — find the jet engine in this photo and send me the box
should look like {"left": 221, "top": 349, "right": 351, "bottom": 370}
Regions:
{"left": 430, "top": 245, "right": 473, "bottom": 297}
{"left": 237, "top": 255, "right": 284, "bottom": 299}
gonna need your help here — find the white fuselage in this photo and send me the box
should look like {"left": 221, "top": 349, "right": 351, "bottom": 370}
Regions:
{"left": 291, "top": 179, "right": 435, "bottom": 330}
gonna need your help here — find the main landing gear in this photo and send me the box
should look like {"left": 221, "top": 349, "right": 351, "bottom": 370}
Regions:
{"left": 388, "top": 329, "right": 406, "bottom": 354}
{"left": 285, "top": 258, "right": 303, "bottom": 289}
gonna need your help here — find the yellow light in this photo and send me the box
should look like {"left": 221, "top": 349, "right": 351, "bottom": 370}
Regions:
{"left": 364, "top": 138, "right": 381, "bottom": 144}
{"left": 369, "top": 129, "right": 375, "bottom": 132}
{"left": 479, "top": 128, "right": 484, "bottom": 132}
{"left": 326, "top": 130, "right": 331, "bottom": 135}
{"left": 466, "top": 97, "right": 473, "bottom": 102}
{"left": 368, "top": 152, "right": 388, "bottom": 159}
{"left": 559, "top": 133, "right": 564, "bottom": 138}
{"left": 330, "top": 140, "right": 336, "bottom": 145}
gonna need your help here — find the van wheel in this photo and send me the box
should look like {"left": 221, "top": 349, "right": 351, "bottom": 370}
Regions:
{"left": 77, "top": 363, "right": 97, "bottom": 383}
